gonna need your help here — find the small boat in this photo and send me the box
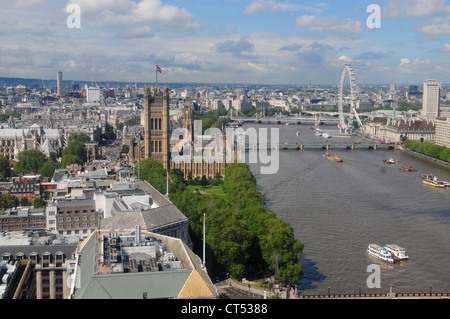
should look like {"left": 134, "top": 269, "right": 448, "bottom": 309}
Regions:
{"left": 296, "top": 131, "right": 300, "bottom": 136}
{"left": 423, "top": 179, "right": 446, "bottom": 188}
{"left": 322, "top": 133, "right": 331, "bottom": 138}
{"left": 422, "top": 173, "right": 434, "bottom": 180}
{"left": 400, "top": 166, "right": 417, "bottom": 172}
{"left": 324, "top": 152, "right": 342, "bottom": 162}
{"left": 383, "top": 158, "right": 399, "bottom": 164}
{"left": 367, "top": 244, "right": 395, "bottom": 263}
{"left": 385, "top": 244, "right": 409, "bottom": 261}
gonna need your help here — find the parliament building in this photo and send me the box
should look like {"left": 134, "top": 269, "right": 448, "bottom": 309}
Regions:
{"left": 129, "top": 84, "right": 236, "bottom": 180}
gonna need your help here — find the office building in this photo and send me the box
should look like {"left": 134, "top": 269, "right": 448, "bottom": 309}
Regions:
{"left": 0, "top": 231, "right": 78, "bottom": 299}
{"left": 435, "top": 118, "right": 450, "bottom": 148}
{"left": 57, "top": 71, "right": 62, "bottom": 96}
{"left": 86, "top": 87, "right": 101, "bottom": 103}
{"left": 422, "top": 80, "right": 441, "bottom": 119}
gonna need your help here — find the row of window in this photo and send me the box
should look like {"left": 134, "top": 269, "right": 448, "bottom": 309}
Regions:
{"left": 2, "top": 223, "right": 45, "bottom": 229}
{"left": 1, "top": 217, "right": 45, "bottom": 222}
{"left": 58, "top": 209, "right": 95, "bottom": 214}
{"left": 57, "top": 216, "right": 96, "bottom": 222}
{"left": 58, "top": 222, "right": 96, "bottom": 228}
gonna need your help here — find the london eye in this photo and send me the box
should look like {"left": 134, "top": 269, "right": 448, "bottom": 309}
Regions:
{"left": 337, "top": 64, "right": 364, "bottom": 135}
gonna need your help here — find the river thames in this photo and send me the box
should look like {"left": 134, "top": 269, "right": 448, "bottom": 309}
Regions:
{"left": 245, "top": 123, "right": 450, "bottom": 296}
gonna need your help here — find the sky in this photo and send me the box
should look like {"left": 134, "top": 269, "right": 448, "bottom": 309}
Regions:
{"left": 1, "top": 0, "right": 450, "bottom": 86}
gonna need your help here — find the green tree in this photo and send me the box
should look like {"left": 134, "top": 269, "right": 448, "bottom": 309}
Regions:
{"left": 39, "top": 160, "right": 60, "bottom": 177}
{"left": 0, "top": 156, "right": 11, "bottom": 180}
{"left": 69, "top": 133, "right": 91, "bottom": 144}
{"left": 136, "top": 158, "right": 167, "bottom": 193}
{"left": 115, "top": 120, "right": 124, "bottom": 131}
{"left": 103, "top": 123, "right": 115, "bottom": 140}
{"left": 125, "top": 118, "right": 138, "bottom": 126}
{"left": 19, "top": 197, "right": 29, "bottom": 206}
{"left": 62, "top": 140, "right": 87, "bottom": 163}
{"left": 0, "top": 193, "right": 18, "bottom": 210}
{"left": 61, "top": 133, "right": 92, "bottom": 165}
{"left": 33, "top": 197, "right": 45, "bottom": 208}
{"left": 61, "top": 154, "right": 83, "bottom": 167}
{"left": 15, "top": 150, "right": 47, "bottom": 174}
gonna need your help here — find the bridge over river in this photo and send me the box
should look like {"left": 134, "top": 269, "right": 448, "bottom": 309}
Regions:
{"left": 245, "top": 142, "right": 398, "bottom": 151}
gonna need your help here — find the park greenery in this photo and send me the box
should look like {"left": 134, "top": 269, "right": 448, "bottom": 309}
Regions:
{"left": 404, "top": 140, "right": 450, "bottom": 163}
{"left": 135, "top": 157, "right": 304, "bottom": 284}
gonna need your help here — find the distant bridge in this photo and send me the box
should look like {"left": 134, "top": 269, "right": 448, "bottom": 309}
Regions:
{"left": 245, "top": 142, "right": 397, "bottom": 151}
{"left": 240, "top": 117, "right": 339, "bottom": 125}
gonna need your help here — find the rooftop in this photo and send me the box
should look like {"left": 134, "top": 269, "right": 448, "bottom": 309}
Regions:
{"left": 72, "top": 229, "right": 217, "bottom": 299}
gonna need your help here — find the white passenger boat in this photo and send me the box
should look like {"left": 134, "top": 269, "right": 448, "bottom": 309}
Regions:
{"left": 367, "top": 244, "right": 395, "bottom": 263}
{"left": 385, "top": 244, "right": 409, "bottom": 261}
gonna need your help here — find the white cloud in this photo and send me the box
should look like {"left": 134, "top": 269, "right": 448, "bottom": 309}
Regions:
{"left": 65, "top": 0, "right": 200, "bottom": 31}
{"left": 238, "top": 61, "right": 270, "bottom": 73}
{"left": 417, "top": 16, "right": 450, "bottom": 35}
{"left": 338, "top": 55, "right": 352, "bottom": 62}
{"left": 383, "top": 0, "right": 450, "bottom": 18}
{"left": 213, "top": 38, "right": 255, "bottom": 58}
{"left": 116, "top": 26, "right": 154, "bottom": 39}
{"left": 244, "top": 0, "right": 322, "bottom": 16}
{"left": 397, "top": 57, "right": 440, "bottom": 74}
{"left": 295, "top": 15, "right": 363, "bottom": 34}
{"left": 443, "top": 43, "right": 450, "bottom": 51}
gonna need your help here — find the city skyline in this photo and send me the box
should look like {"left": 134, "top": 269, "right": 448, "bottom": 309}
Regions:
{"left": 1, "top": 0, "right": 450, "bottom": 85}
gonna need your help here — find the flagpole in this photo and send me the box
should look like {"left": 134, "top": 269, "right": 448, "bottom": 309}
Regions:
{"left": 203, "top": 213, "right": 206, "bottom": 268}
{"left": 166, "top": 171, "right": 169, "bottom": 197}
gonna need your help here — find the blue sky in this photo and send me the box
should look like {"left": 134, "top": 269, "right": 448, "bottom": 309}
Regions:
{"left": 0, "top": 0, "right": 450, "bottom": 85}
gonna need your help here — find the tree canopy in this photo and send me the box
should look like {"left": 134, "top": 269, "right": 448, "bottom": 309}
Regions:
{"left": 404, "top": 140, "right": 450, "bottom": 162}
{"left": 137, "top": 157, "right": 304, "bottom": 284}
{"left": 61, "top": 133, "right": 91, "bottom": 166}
{"left": 14, "top": 149, "right": 48, "bottom": 175}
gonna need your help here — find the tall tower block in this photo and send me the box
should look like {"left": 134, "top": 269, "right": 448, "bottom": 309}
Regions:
{"left": 422, "top": 79, "right": 441, "bottom": 119}
{"left": 57, "top": 71, "right": 63, "bottom": 96}
{"left": 143, "top": 84, "right": 170, "bottom": 170}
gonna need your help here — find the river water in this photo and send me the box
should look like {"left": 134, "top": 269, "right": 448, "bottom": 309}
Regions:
{"left": 245, "top": 123, "right": 450, "bottom": 295}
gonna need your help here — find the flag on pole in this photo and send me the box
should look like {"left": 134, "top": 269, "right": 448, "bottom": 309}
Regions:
{"left": 156, "top": 65, "right": 162, "bottom": 73}
{"left": 167, "top": 172, "right": 173, "bottom": 183}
